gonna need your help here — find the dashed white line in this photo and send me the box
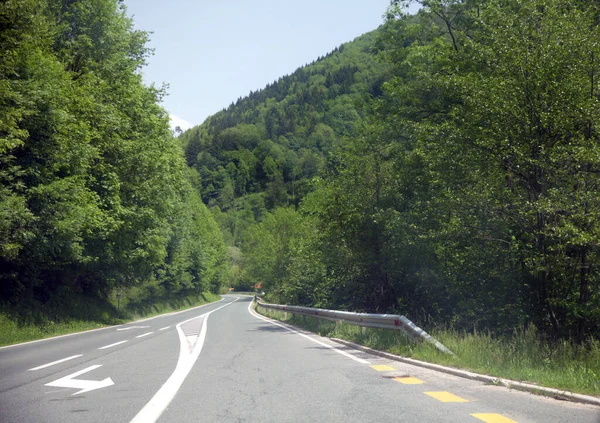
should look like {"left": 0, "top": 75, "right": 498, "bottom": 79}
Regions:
{"left": 159, "top": 326, "right": 170, "bottom": 331}
{"left": 117, "top": 325, "right": 150, "bottom": 331}
{"left": 98, "top": 340, "right": 128, "bottom": 350}
{"left": 28, "top": 354, "right": 83, "bottom": 371}
{"left": 1, "top": 298, "right": 224, "bottom": 350}
{"left": 136, "top": 332, "right": 154, "bottom": 338}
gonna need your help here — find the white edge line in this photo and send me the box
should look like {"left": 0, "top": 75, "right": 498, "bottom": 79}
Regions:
{"left": 124, "top": 297, "right": 227, "bottom": 324}
{"left": 98, "top": 340, "right": 128, "bottom": 350}
{"left": 136, "top": 332, "right": 154, "bottom": 338}
{"left": 129, "top": 297, "right": 240, "bottom": 423}
{"left": 28, "top": 354, "right": 83, "bottom": 371}
{"left": 159, "top": 326, "right": 170, "bottom": 331}
{"left": 247, "top": 300, "right": 370, "bottom": 365}
{"left": 0, "top": 297, "right": 225, "bottom": 350}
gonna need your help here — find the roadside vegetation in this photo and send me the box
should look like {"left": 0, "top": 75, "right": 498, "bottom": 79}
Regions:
{"left": 185, "top": 0, "right": 600, "bottom": 395}
{"left": 2, "top": 0, "right": 599, "bottom": 382}
{"left": 0, "top": 0, "right": 229, "bottom": 344}
{"left": 0, "top": 291, "right": 220, "bottom": 347}
{"left": 258, "top": 307, "right": 600, "bottom": 397}
{"left": 187, "top": 0, "right": 600, "bottom": 349}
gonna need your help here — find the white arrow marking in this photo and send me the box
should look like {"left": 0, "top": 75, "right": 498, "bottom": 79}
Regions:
{"left": 116, "top": 325, "right": 150, "bottom": 331}
{"left": 130, "top": 297, "right": 239, "bottom": 423}
{"left": 45, "top": 365, "right": 114, "bottom": 395}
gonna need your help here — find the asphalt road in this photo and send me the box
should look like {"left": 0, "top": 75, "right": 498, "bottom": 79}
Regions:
{"left": 1, "top": 295, "right": 598, "bottom": 423}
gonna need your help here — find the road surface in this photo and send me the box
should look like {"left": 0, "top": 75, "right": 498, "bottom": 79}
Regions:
{"left": 0, "top": 295, "right": 598, "bottom": 422}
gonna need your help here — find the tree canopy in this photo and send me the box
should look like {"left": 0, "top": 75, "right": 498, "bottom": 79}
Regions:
{"left": 4, "top": 0, "right": 599, "bottom": 341}
{"left": 184, "top": 0, "right": 600, "bottom": 341}
{"left": 0, "top": 0, "right": 228, "bottom": 312}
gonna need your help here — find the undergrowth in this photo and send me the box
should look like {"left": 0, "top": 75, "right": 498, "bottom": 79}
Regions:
{"left": 0, "top": 290, "right": 220, "bottom": 347}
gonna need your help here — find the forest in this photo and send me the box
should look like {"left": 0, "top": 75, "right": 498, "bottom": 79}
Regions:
{"left": 1, "top": 0, "right": 599, "bottom": 344}
{"left": 0, "top": 0, "right": 229, "bottom": 320}
{"left": 183, "top": 0, "right": 600, "bottom": 341}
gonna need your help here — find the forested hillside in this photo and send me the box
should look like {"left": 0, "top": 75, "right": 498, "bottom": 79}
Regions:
{"left": 185, "top": 0, "right": 600, "bottom": 341}
{"left": 180, "top": 30, "right": 390, "bottom": 232}
{"left": 0, "top": 0, "right": 228, "bottom": 321}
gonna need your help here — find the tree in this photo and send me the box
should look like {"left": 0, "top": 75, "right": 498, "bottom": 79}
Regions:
{"left": 380, "top": 0, "right": 600, "bottom": 337}
{"left": 0, "top": 0, "right": 229, "bottom": 309}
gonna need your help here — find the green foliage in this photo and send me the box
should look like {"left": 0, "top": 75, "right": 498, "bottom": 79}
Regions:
{"left": 182, "top": 0, "right": 600, "bottom": 344}
{"left": 375, "top": 0, "right": 600, "bottom": 338}
{"left": 179, "top": 30, "right": 390, "bottom": 210}
{"left": 263, "top": 0, "right": 600, "bottom": 340}
{"left": 0, "top": 290, "right": 220, "bottom": 347}
{"left": 0, "top": 0, "right": 229, "bottom": 319}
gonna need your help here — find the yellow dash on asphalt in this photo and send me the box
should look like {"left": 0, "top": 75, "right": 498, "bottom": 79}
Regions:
{"left": 393, "top": 377, "right": 424, "bottom": 385}
{"left": 424, "top": 391, "right": 469, "bottom": 403}
{"left": 471, "top": 413, "right": 519, "bottom": 423}
{"left": 370, "top": 365, "right": 395, "bottom": 371}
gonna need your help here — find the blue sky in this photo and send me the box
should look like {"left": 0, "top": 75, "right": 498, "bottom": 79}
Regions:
{"left": 124, "top": 0, "right": 416, "bottom": 131}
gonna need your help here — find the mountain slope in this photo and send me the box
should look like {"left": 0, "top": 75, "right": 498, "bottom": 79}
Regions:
{"left": 180, "top": 29, "right": 390, "bottom": 214}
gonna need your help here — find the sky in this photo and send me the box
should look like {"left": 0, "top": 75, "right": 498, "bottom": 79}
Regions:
{"left": 124, "top": 0, "right": 416, "bottom": 131}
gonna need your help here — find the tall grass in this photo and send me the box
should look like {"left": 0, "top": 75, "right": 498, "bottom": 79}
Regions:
{"left": 0, "top": 291, "right": 220, "bottom": 347}
{"left": 258, "top": 307, "right": 600, "bottom": 396}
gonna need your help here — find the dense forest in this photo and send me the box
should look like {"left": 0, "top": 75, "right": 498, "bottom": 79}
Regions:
{"left": 184, "top": 0, "right": 600, "bottom": 341}
{"left": 1, "top": 0, "right": 598, "bottom": 342}
{"left": 180, "top": 29, "right": 390, "bottom": 216}
{"left": 0, "top": 0, "right": 228, "bottom": 316}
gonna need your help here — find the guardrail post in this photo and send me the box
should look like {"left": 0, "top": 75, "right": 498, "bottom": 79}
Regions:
{"left": 284, "top": 311, "right": 288, "bottom": 320}
{"left": 361, "top": 326, "right": 366, "bottom": 336}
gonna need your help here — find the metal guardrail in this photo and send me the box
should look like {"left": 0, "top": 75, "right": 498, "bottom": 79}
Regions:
{"left": 255, "top": 297, "right": 455, "bottom": 356}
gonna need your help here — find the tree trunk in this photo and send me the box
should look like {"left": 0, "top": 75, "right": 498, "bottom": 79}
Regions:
{"left": 578, "top": 248, "right": 589, "bottom": 340}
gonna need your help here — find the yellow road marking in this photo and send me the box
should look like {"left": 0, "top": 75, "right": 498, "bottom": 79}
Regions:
{"left": 471, "top": 413, "right": 519, "bottom": 423}
{"left": 424, "top": 391, "right": 469, "bottom": 403}
{"left": 393, "top": 377, "right": 424, "bottom": 385}
{"left": 370, "top": 365, "right": 395, "bottom": 371}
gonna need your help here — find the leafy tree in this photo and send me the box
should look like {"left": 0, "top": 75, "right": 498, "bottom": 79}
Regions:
{"left": 0, "top": 0, "right": 229, "bottom": 311}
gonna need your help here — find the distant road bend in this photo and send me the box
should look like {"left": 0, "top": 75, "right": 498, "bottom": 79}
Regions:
{"left": 0, "top": 295, "right": 598, "bottom": 422}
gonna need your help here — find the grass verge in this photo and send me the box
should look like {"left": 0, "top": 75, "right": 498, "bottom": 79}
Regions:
{"left": 0, "top": 291, "right": 220, "bottom": 347}
{"left": 257, "top": 306, "right": 600, "bottom": 397}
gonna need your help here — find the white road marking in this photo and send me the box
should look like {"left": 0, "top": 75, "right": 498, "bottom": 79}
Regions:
{"left": 136, "top": 332, "right": 154, "bottom": 338}
{"left": 129, "top": 297, "right": 239, "bottom": 423}
{"left": 98, "top": 340, "right": 128, "bottom": 350}
{"left": 247, "top": 300, "right": 371, "bottom": 365}
{"left": 159, "top": 326, "right": 170, "bottom": 331}
{"left": 0, "top": 298, "right": 224, "bottom": 350}
{"left": 45, "top": 365, "right": 114, "bottom": 395}
{"left": 117, "top": 325, "right": 150, "bottom": 331}
{"left": 28, "top": 355, "right": 83, "bottom": 371}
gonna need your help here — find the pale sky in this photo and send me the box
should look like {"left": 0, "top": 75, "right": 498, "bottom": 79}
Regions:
{"left": 124, "top": 0, "right": 417, "bottom": 131}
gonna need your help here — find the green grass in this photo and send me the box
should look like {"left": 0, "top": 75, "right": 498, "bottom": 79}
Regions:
{"left": 0, "top": 291, "right": 220, "bottom": 347}
{"left": 257, "top": 306, "right": 600, "bottom": 397}
{"left": 116, "top": 290, "right": 220, "bottom": 320}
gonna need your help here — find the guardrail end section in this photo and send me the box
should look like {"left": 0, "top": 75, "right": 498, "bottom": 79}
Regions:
{"left": 255, "top": 298, "right": 455, "bottom": 356}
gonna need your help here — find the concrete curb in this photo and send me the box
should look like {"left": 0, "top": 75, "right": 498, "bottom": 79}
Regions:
{"left": 331, "top": 338, "right": 600, "bottom": 408}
